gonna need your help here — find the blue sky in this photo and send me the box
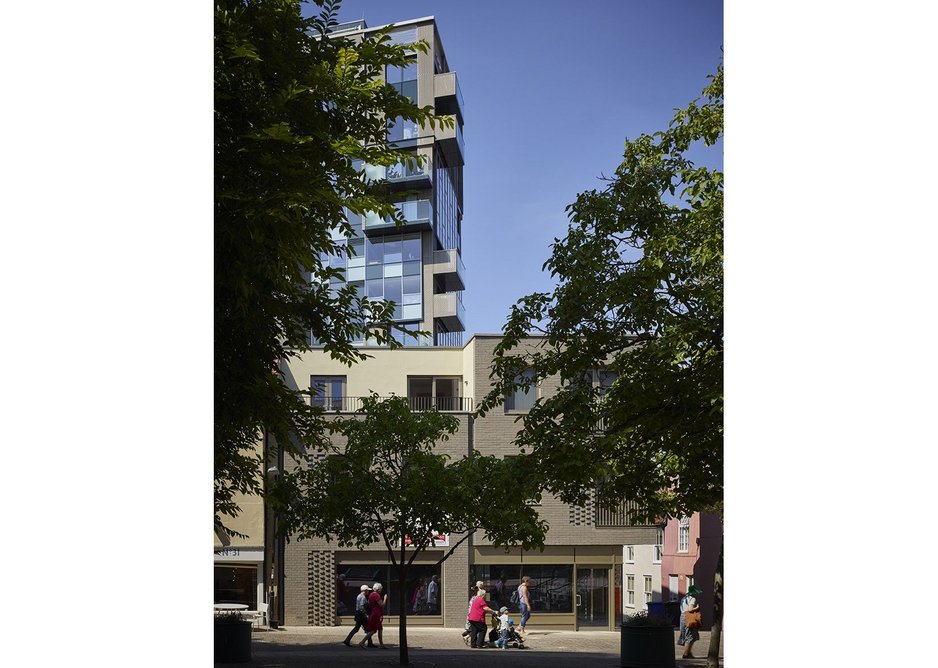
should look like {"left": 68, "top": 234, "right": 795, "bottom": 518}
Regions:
{"left": 307, "top": 0, "right": 723, "bottom": 336}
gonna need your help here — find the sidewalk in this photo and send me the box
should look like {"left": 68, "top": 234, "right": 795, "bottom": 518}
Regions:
{"left": 218, "top": 625, "right": 724, "bottom": 667}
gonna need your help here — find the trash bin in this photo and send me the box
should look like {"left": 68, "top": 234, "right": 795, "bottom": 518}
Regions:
{"left": 646, "top": 601, "right": 665, "bottom": 619}
{"left": 663, "top": 601, "right": 680, "bottom": 627}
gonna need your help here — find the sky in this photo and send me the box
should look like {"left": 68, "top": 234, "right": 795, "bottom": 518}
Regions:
{"left": 306, "top": 0, "right": 724, "bottom": 336}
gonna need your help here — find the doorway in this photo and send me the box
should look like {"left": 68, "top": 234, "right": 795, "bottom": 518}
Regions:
{"left": 576, "top": 566, "right": 609, "bottom": 628}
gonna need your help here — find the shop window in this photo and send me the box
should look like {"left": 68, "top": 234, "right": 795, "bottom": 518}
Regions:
{"left": 214, "top": 565, "right": 257, "bottom": 608}
{"left": 335, "top": 563, "right": 442, "bottom": 617}
{"left": 470, "top": 564, "right": 574, "bottom": 613}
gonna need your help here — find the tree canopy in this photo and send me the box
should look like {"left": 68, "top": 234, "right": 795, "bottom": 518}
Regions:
{"left": 271, "top": 394, "right": 547, "bottom": 665}
{"left": 477, "top": 66, "right": 723, "bottom": 524}
{"left": 214, "top": 0, "right": 451, "bottom": 529}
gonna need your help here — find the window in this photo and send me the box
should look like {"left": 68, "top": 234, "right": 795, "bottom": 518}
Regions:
{"left": 470, "top": 564, "right": 574, "bottom": 613}
{"left": 311, "top": 376, "right": 346, "bottom": 410}
{"left": 214, "top": 565, "right": 257, "bottom": 608}
{"left": 505, "top": 368, "right": 536, "bottom": 411}
{"left": 625, "top": 546, "right": 634, "bottom": 563}
{"left": 626, "top": 575, "right": 635, "bottom": 607}
{"left": 335, "top": 562, "right": 441, "bottom": 617}
{"left": 644, "top": 576, "right": 653, "bottom": 607}
{"left": 653, "top": 528, "right": 663, "bottom": 563}
{"left": 668, "top": 575, "right": 679, "bottom": 602}
{"left": 678, "top": 516, "right": 690, "bottom": 553}
{"left": 408, "top": 376, "right": 462, "bottom": 411}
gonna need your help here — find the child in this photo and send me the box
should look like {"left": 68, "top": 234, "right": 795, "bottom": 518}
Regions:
{"left": 494, "top": 606, "right": 512, "bottom": 650}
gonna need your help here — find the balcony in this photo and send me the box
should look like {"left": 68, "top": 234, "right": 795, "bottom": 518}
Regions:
{"left": 363, "top": 199, "right": 433, "bottom": 236}
{"left": 435, "top": 120, "right": 465, "bottom": 167}
{"left": 310, "top": 395, "right": 474, "bottom": 413}
{"left": 434, "top": 71, "right": 465, "bottom": 125}
{"left": 432, "top": 248, "right": 466, "bottom": 292}
{"left": 433, "top": 291, "right": 466, "bottom": 332}
{"left": 386, "top": 155, "right": 433, "bottom": 191}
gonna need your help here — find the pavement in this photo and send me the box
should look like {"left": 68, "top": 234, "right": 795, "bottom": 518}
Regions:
{"left": 217, "top": 625, "right": 725, "bottom": 667}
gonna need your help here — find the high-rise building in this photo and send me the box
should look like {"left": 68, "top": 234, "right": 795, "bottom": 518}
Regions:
{"left": 319, "top": 17, "right": 466, "bottom": 348}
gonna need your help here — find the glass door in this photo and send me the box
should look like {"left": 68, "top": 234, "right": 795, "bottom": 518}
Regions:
{"left": 576, "top": 567, "right": 609, "bottom": 628}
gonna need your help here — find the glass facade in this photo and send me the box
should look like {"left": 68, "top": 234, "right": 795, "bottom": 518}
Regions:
{"left": 335, "top": 562, "right": 442, "bottom": 616}
{"left": 470, "top": 565, "right": 574, "bottom": 613}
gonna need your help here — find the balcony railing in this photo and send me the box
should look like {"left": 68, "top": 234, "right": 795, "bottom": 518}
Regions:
{"left": 310, "top": 395, "right": 473, "bottom": 413}
{"left": 595, "top": 499, "right": 648, "bottom": 527}
{"left": 363, "top": 199, "right": 434, "bottom": 234}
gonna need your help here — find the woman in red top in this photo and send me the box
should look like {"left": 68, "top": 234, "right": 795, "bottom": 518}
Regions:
{"left": 466, "top": 585, "right": 498, "bottom": 648}
{"left": 358, "top": 582, "right": 389, "bottom": 649}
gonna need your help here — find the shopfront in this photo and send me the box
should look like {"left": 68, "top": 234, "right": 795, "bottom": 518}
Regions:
{"left": 471, "top": 545, "right": 623, "bottom": 631}
{"left": 214, "top": 547, "right": 264, "bottom": 608}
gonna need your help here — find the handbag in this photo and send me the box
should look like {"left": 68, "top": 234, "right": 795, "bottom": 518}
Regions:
{"left": 685, "top": 609, "right": 702, "bottom": 630}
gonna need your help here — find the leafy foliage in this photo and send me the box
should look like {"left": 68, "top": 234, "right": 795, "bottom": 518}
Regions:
{"left": 272, "top": 394, "right": 547, "bottom": 555}
{"left": 214, "top": 0, "right": 453, "bottom": 529}
{"left": 621, "top": 611, "right": 675, "bottom": 628}
{"left": 271, "top": 394, "right": 546, "bottom": 665}
{"left": 477, "top": 67, "right": 723, "bottom": 523}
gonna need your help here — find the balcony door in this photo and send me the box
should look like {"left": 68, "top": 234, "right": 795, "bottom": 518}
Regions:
{"left": 408, "top": 376, "right": 461, "bottom": 411}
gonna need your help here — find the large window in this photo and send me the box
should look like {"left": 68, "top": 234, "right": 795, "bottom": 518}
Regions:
{"left": 408, "top": 376, "right": 462, "bottom": 411}
{"left": 626, "top": 575, "right": 635, "bottom": 607}
{"left": 643, "top": 576, "right": 653, "bottom": 607}
{"left": 214, "top": 565, "right": 257, "bottom": 608}
{"left": 505, "top": 368, "right": 537, "bottom": 411}
{"left": 678, "top": 516, "right": 690, "bottom": 553}
{"left": 470, "top": 564, "right": 574, "bottom": 613}
{"left": 654, "top": 528, "right": 663, "bottom": 563}
{"left": 335, "top": 563, "right": 442, "bottom": 617}
{"left": 311, "top": 376, "right": 346, "bottom": 410}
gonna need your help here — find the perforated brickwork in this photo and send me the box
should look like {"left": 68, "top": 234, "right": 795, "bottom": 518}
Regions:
{"left": 307, "top": 550, "right": 337, "bottom": 626}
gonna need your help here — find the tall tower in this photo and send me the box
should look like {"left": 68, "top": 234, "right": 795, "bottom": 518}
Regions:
{"left": 323, "top": 17, "right": 466, "bottom": 347}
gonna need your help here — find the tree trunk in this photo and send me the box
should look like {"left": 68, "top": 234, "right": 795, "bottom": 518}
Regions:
{"left": 398, "top": 537, "right": 410, "bottom": 666}
{"left": 706, "top": 536, "right": 724, "bottom": 668}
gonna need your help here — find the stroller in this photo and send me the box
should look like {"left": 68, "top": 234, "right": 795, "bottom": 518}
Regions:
{"left": 488, "top": 613, "right": 527, "bottom": 649}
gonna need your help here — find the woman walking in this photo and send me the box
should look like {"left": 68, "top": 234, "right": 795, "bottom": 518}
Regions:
{"left": 358, "top": 582, "right": 389, "bottom": 649}
{"left": 466, "top": 583, "right": 498, "bottom": 648}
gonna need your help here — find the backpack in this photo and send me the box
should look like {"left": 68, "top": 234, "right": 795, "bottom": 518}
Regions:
{"left": 510, "top": 586, "right": 520, "bottom": 604}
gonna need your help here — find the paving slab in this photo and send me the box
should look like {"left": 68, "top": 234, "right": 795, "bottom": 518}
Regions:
{"left": 217, "top": 626, "right": 724, "bottom": 667}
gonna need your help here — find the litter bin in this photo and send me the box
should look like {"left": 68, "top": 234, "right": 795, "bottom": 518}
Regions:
{"left": 646, "top": 602, "right": 665, "bottom": 619}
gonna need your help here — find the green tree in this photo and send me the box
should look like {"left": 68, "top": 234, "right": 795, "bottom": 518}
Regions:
{"left": 272, "top": 394, "right": 547, "bottom": 666}
{"left": 214, "top": 0, "right": 452, "bottom": 531}
{"left": 477, "top": 66, "right": 723, "bottom": 665}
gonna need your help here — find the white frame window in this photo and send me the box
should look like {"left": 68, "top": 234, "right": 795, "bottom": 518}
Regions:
{"left": 626, "top": 574, "right": 635, "bottom": 607}
{"left": 669, "top": 575, "right": 679, "bottom": 602}
{"left": 653, "top": 528, "right": 663, "bottom": 563}
{"left": 626, "top": 545, "right": 634, "bottom": 563}
{"left": 644, "top": 575, "right": 653, "bottom": 607}
{"left": 678, "top": 516, "right": 690, "bottom": 553}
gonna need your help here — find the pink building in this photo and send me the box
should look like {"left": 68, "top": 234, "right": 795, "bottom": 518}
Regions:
{"left": 660, "top": 512, "right": 722, "bottom": 628}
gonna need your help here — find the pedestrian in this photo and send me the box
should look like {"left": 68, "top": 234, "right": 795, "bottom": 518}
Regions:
{"left": 678, "top": 585, "right": 703, "bottom": 658}
{"left": 467, "top": 583, "right": 498, "bottom": 648}
{"left": 427, "top": 575, "right": 440, "bottom": 615}
{"left": 343, "top": 585, "right": 375, "bottom": 647}
{"left": 517, "top": 575, "right": 532, "bottom": 635}
{"left": 461, "top": 581, "right": 483, "bottom": 646}
{"left": 358, "top": 582, "right": 389, "bottom": 649}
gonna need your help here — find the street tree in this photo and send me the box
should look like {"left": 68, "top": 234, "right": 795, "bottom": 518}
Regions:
{"left": 477, "top": 66, "right": 723, "bottom": 666}
{"left": 271, "top": 394, "right": 547, "bottom": 666}
{"left": 215, "top": 0, "right": 453, "bottom": 531}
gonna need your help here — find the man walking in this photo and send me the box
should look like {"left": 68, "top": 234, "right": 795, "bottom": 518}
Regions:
{"left": 343, "top": 585, "right": 375, "bottom": 647}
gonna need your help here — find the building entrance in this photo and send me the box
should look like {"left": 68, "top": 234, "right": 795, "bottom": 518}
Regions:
{"left": 576, "top": 566, "right": 609, "bottom": 628}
